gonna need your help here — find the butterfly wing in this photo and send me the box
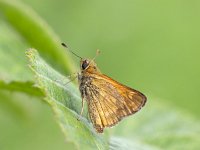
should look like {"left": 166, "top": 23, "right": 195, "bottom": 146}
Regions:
{"left": 83, "top": 73, "right": 147, "bottom": 133}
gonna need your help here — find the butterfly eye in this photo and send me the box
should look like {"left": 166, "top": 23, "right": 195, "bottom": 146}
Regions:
{"left": 82, "top": 60, "right": 89, "bottom": 70}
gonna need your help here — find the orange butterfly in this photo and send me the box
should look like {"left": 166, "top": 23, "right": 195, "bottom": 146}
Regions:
{"left": 62, "top": 43, "right": 147, "bottom": 133}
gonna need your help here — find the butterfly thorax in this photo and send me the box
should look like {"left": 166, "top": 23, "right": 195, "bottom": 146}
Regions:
{"left": 78, "top": 59, "right": 100, "bottom": 99}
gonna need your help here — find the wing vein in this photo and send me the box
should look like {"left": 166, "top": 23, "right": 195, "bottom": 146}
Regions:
{"left": 85, "top": 88, "right": 103, "bottom": 130}
{"left": 90, "top": 88, "right": 108, "bottom": 127}
{"left": 90, "top": 86, "right": 119, "bottom": 126}
{"left": 91, "top": 84, "right": 132, "bottom": 115}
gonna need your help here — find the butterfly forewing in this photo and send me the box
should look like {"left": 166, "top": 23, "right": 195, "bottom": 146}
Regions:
{"left": 80, "top": 69, "right": 146, "bottom": 133}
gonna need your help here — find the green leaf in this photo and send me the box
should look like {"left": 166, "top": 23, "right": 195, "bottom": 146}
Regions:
{"left": 26, "top": 48, "right": 109, "bottom": 150}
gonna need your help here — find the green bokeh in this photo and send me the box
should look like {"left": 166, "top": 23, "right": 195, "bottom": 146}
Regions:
{"left": 22, "top": 0, "right": 200, "bottom": 116}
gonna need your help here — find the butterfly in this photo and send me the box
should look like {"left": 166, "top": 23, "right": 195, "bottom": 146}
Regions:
{"left": 62, "top": 43, "right": 147, "bottom": 133}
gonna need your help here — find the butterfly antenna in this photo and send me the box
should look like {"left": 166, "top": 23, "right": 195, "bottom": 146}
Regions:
{"left": 61, "top": 43, "right": 82, "bottom": 59}
{"left": 91, "top": 49, "right": 100, "bottom": 62}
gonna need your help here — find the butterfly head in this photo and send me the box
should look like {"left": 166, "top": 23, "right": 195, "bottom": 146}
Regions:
{"left": 81, "top": 59, "right": 90, "bottom": 70}
{"left": 61, "top": 43, "right": 100, "bottom": 72}
{"left": 80, "top": 59, "right": 99, "bottom": 73}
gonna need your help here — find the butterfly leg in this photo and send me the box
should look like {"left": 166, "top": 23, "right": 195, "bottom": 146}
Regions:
{"left": 80, "top": 97, "right": 85, "bottom": 116}
{"left": 77, "top": 97, "right": 85, "bottom": 121}
{"left": 54, "top": 72, "right": 78, "bottom": 85}
{"left": 63, "top": 75, "right": 77, "bottom": 86}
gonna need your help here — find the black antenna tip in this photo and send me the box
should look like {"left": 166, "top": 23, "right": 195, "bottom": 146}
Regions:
{"left": 61, "top": 43, "right": 68, "bottom": 48}
{"left": 61, "top": 42, "right": 82, "bottom": 59}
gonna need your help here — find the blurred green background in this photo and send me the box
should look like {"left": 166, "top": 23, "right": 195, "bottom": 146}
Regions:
{"left": 1, "top": 0, "right": 200, "bottom": 149}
